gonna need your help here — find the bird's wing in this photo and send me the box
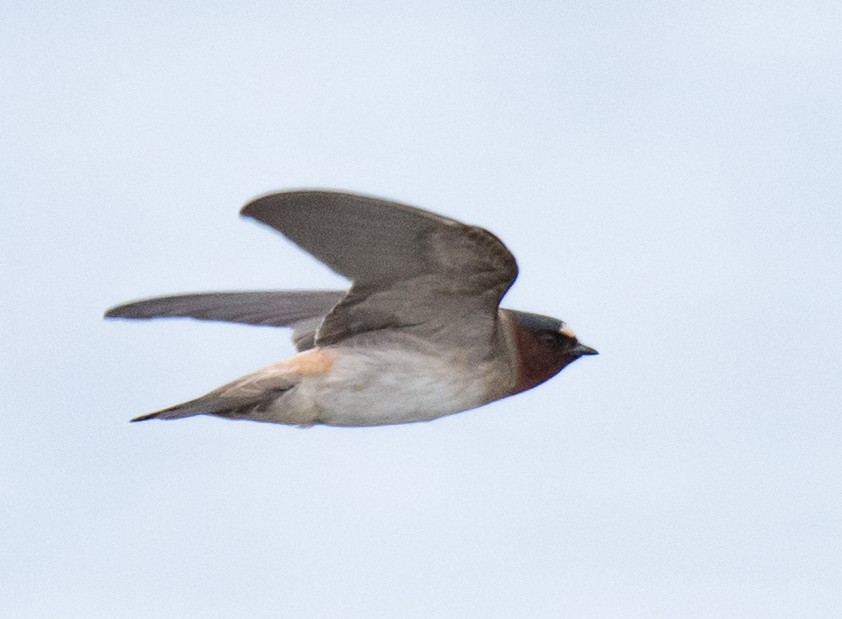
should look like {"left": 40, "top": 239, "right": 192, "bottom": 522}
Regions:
{"left": 241, "top": 190, "right": 518, "bottom": 346}
{"left": 104, "top": 290, "right": 345, "bottom": 329}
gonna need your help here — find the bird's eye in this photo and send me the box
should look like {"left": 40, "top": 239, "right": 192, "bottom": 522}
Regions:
{"left": 540, "top": 332, "right": 557, "bottom": 344}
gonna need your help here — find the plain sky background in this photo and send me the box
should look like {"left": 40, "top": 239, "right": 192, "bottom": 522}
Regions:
{"left": 2, "top": 1, "right": 841, "bottom": 617}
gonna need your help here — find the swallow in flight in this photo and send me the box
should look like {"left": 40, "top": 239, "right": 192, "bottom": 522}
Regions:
{"left": 105, "top": 190, "right": 597, "bottom": 426}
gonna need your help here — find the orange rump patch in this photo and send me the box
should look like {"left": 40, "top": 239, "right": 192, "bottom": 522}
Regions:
{"left": 287, "top": 349, "right": 336, "bottom": 376}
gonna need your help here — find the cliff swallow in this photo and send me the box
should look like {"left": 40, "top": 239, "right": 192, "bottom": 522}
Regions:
{"left": 105, "top": 190, "right": 597, "bottom": 426}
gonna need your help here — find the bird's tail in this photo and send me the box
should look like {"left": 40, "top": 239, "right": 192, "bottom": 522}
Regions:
{"left": 132, "top": 351, "right": 314, "bottom": 423}
{"left": 129, "top": 360, "right": 301, "bottom": 423}
{"left": 130, "top": 397, "right": 213, "bottom": 422}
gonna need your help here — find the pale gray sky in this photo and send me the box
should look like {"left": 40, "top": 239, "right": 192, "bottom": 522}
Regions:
{"left": 2, "top": 2, "right": 841, "bottom": 617}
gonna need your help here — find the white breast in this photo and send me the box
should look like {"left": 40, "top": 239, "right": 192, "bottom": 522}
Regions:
{"left": 290, "top": 346, "right": 511, "bottom": 426}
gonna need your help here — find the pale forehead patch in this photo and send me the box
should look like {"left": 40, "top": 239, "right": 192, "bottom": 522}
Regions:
{"left": 559, "top": 325, "right": 577, "bottom": 339}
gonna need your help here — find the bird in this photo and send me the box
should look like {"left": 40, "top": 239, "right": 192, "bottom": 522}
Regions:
{"left": 105, "top": 190, "right": 597, "bottom": 426}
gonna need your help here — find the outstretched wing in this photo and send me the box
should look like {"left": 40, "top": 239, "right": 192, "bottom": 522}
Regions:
{"left": 104, "top": 290, "right": 345, "bottom": 351}
{"left": 104, "top": 290, "right": 344, "bottom": 326}
{"left": 241, "top": 191, "right": 518, "bottom": 346}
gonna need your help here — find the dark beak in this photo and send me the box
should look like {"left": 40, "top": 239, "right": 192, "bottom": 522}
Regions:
{"left": 572, "top": 343, "right": 599, "bottom": 356}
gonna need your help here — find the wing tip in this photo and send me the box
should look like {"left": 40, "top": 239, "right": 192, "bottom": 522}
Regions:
{"left": 239, "top": 188, "right": 396, "bottom": 221}
{"left": 103, "top": 305, "right": 128, "bottom": 319}
{"left": 239, "top": 189, "right": 320, "bottom": 220}
{"left": 103, "top": 303, "right": 148, "bottom": 320}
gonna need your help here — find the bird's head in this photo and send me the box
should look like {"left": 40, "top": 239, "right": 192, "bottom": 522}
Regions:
{"left": 507, "top": 310, "right": 598, "bottom": 394}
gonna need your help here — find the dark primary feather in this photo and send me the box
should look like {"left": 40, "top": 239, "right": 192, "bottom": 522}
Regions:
{"left": 104, "top": 290, "right": 344, "bottom": 327}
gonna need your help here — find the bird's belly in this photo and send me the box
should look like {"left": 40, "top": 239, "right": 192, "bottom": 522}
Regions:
{"left": 292, "top": 347, "right": 506, "bottom": 426}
